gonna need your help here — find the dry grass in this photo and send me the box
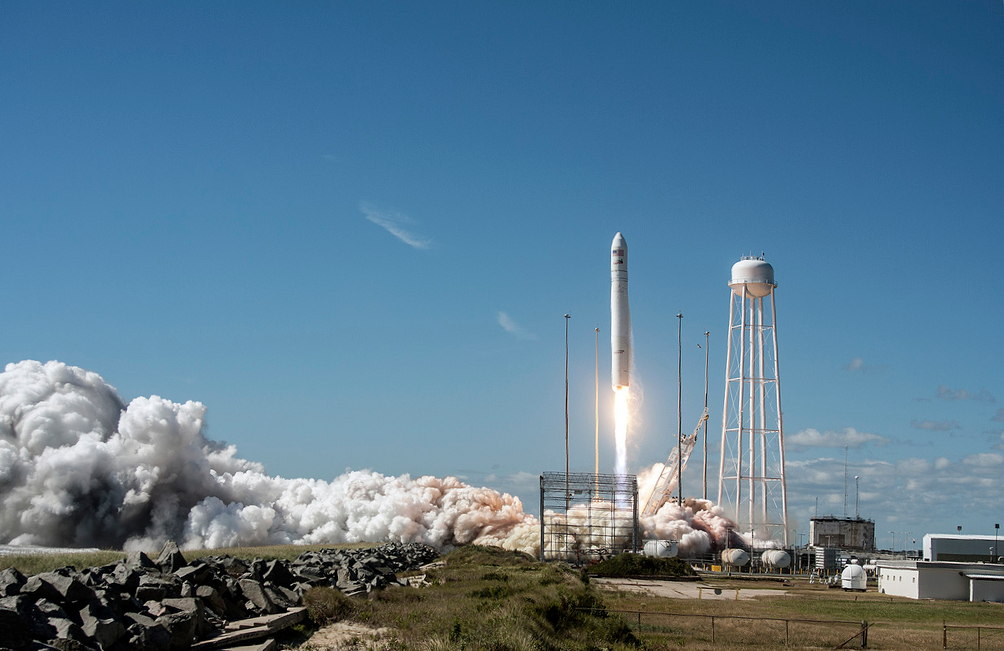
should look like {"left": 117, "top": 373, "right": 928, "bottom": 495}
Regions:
{"left": 0, "top": 542, "right": 375, "bottom": 575}
{"left": 597, "top": 575, "right": 1004, "bottom": 650}
{"left": 327, "top": 545, "right": 641, "bottom": 650}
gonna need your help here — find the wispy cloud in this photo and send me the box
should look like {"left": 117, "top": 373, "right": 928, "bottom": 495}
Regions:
{"left": 844, "top": 357, "right": 867, "bottom": 372}
{"left": 787, "top": 427, "right": 887, "bottom": 449}
{"left": 911, "top": 419, "right": 961, "bottom": 431}
{"left": 360, "top": 202, "right": 433, "bottom": 250}
{"left": 992, "top": 408, "right": 1004, "bottom": 422}
{"left": 936, "top": 385, "right": 996, "bottom": 403}
{"left": 843, "top": 357, "right": 885, "bottom": 373}
{"left": 497, "top": 311, "right": 536, "bottom": 340}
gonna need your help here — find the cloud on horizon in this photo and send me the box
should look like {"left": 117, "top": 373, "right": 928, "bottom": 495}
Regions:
{"left": 360, "top": 202, "right": 433, "bottom": 250}
{"left": 936, "top": 385, "right": 995, "bottom": 403}
{"left": 911, "top": 419, "right": 961, "bottom": 431}
{"left": 787, "top": 427, "right": 887, "bottom": 449}
{"left": 497, "top": 311, "right": 536, "bottom": 340}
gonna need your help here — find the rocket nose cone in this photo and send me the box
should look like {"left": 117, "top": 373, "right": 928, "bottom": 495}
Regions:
{"left": 612, "top": 232, "right": 626, "bottom": 247}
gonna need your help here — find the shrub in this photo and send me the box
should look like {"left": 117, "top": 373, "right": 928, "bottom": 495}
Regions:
{"left": 303, "top": 586, "right": 355, "bottom": 624}
{"left": 586, "top": 553, "right": 696, "bottom": 578}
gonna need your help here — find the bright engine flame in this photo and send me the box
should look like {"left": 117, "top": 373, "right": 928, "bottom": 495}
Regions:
{"left": 614, "top": 386, "right": 629, "bottom": 475}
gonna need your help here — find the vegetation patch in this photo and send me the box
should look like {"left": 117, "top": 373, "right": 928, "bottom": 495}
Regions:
{"left": 587, "top": 553, "right": 697, "bottom": 578}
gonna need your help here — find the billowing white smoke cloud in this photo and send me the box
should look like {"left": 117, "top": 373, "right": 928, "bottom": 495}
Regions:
{"left": 0, "top": 360, "right": 739, "bottom": 557}
{"left": 0, "top": 361, "right": 537, "bottom": 553}
{"left": 636, "top": 463, "right": 739, "bottom": 555}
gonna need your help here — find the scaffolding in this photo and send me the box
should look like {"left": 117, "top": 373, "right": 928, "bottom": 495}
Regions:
{"left": 538, "top": 472, "right": 638, "bottom": 563}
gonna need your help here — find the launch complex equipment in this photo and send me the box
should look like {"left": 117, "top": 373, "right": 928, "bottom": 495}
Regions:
{"left": 641, "top": 408, "right": 709, "bottom": 517}
{"left": 717, "top": 256, "right": 789, "bottom": 545}
{"left": 539, "top": 472, "right": 639, "bottom": 562}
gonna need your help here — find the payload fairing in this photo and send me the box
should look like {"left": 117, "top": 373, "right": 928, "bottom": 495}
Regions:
{"left": 610, "top": 232, "right": 631, "bottom": 390}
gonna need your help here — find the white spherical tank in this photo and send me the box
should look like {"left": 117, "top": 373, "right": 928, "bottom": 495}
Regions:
{"left": 721, "top": 548, "right": 750, "bottom": 567}
{"left": 729, "top": 257, "right": 776, "bottom": 297}
{"left": 643, "top": 539, "right": 678, "bottom": 558}
{"left": 841, "top": 560, "right": 867, "bottom": 591}
{"left": 760, "top": 550, "right": 791, "bottom": 569}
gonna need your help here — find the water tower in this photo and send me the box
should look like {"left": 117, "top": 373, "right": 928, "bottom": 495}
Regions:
{"left": 716, "top": 256, "right": 789, "bottom": 546}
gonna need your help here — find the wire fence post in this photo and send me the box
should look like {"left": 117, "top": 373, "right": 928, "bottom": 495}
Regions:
{"left": 860, "top": 621, "right": 868, "bottom": 648}
{"left": 943, "top": 620, "right": 947, "bottom": 649}
{"left": 711, "top": 615, "right": 715, "bottom": 644}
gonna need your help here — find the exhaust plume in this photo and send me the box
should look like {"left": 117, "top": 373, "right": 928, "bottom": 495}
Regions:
{"left": 0, "top": 361, "right": 536, "bottom": 552}
{"left": 0, "top": 360, "right": 737, "bottom": 558}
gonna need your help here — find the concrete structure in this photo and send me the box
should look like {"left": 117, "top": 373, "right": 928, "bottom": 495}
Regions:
{"left": 717, "top": 256, "right": 788, "bottom": 545}
{"left": 877, "top": 560, "right": 1004, "bottom": 601}
{"left": 924, "top": 533, "right": 1004, "bottom": 562}
{"left": 810, "top": 516, "right": 876, "bottom": 551}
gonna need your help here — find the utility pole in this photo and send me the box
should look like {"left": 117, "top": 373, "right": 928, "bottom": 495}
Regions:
{"left": 564, "top": 314, "right": 571, "bottom": 510}
{"left": 677, "top": 313, "right": 683, "bottom": 506}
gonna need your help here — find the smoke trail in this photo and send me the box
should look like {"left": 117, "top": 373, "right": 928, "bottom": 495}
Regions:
{"left": 0, "top": 361, "right": 537, "bottom": 553}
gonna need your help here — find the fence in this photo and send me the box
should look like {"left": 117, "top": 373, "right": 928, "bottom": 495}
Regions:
{"left": 943, "top": 622, "right": 1004, "bottom": 650}
{"left": 583, "top": 608, "right": 869, "bottom": 649}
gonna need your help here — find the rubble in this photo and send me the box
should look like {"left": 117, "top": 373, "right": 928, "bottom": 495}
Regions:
{"left": 0, "top": 542, "right": 438, "bottom": 650}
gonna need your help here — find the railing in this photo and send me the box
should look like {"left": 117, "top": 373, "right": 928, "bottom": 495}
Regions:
{"left": 580, "top": 608, "right": 869, "bottom": 648}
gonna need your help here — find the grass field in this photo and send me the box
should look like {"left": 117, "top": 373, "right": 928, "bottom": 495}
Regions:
{"left": 598, "top": 574, "right": 1004, "bottom": 649}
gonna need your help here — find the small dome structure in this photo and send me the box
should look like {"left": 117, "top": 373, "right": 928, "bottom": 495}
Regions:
{"left": 729, "top": 256, "right": 776, "bottom": 297}
{"left": 841, "top": 560, "right": 867, "bottom": 591}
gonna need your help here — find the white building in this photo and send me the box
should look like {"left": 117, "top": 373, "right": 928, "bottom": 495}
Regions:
{"left": 924, "top": 533, "right": 1003, "bottom": 562}
{"left": 877, "top": 560, "right": 1004, "bottom": 602}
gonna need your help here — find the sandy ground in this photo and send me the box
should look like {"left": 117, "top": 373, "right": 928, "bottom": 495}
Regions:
{"left": 302, "top": 622, "right": 394, "bottom": 650}
{"left": 593, "top": 577, "right": 788, "bottom": 601}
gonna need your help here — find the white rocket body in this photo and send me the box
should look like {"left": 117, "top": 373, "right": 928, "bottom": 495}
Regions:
{"left": 610, "top": 232, "right": 631, "bottom": 390}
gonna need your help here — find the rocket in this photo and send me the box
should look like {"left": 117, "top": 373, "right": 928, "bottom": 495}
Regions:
{"left": 610, "top": 232, "right": 631, "bottom": 390}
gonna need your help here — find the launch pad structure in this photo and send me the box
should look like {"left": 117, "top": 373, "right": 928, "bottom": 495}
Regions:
{"left": 538, "top": 472, "right": 639, "bottom": 563}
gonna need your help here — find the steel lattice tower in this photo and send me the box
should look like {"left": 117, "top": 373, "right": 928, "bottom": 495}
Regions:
{"left": 717, "top": 256, "right": 789, "bottom": 546}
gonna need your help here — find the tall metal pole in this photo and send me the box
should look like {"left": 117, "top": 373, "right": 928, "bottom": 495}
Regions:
{"left": 854, "top": 475, "right": 860, "bottom": 519}
{"left": 594, "top": 327, "right": 600, "bottom": 494}
{"left": 677, "top": 312, "right": 683, "bottom": 506}
{"left": 564, "top": 314, "right": 571, "bottom": 510}
{"left": 703, "top": 331, "right": 710, "bottom": 500}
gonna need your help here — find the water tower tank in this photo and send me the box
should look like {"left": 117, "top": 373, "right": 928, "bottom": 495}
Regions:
{"left": 729, "top": 257, "right": 776, "bottom": 298}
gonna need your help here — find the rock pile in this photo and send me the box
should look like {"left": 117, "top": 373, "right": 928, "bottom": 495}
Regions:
{"left": 0, "top": 542, "right": 439, "bottom": 650}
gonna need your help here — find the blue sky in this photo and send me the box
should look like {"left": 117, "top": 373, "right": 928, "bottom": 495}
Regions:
{"left": 2, "top": 1, "right": 1002, "bottom": 549}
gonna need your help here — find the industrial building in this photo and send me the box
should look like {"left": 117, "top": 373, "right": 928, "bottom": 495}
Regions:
{"left": 809, "top": 516, "right": 875, "bottom": 551}
{"left": 877, "top": 560, "right": 1004, "bottom": 602}
{"left": 923, "top": 533, "right": 1004, "bottom": 562}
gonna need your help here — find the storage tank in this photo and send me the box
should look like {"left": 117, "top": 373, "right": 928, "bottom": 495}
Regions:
{"left": 841, "top": 560, "right": 867, "bottom": 591}
{"left": 761, "top": 549, "right": 791, "bottom": 569}
{"left": 643, "top": 539, "right": 678, "bottom": 558}
{"left": 721, "top": 548, "right": 750, "bottom": 567}
{"left": 729, "top": 257, "right": 776, "bottom": 297}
